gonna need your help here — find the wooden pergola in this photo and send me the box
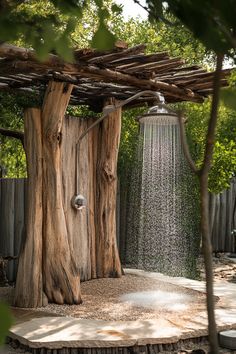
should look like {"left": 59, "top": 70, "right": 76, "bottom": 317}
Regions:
{"left": 0, "top": 43, "right": 230, "bottom": 308}
{"left": 0, "top": 43, "right": 230, "bottom": 110}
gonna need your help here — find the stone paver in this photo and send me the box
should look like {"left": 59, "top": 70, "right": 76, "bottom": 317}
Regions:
{"left": 8, "top": 268, "right": 236, "bottom": 350}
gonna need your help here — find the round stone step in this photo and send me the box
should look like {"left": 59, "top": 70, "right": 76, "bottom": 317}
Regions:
{"left": 219, "top": 330, "right": 236, "bottom": 349}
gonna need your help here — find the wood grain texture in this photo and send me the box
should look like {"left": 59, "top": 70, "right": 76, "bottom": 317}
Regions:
{"left": 13, "top": 179, "right": 25, "bottom": 277}
{"left": 14, "top": 108, "right": 43, "bottom": 307}
{"left": 41, "top": 81, "right": 81, "bottom": 305}
{"left": 0, "top": 43, "right": 230, "bottom": 109}
{"left": 0, "top": 178, "right": 14, "bottom": 280}
{"left": 61, "top": 116, "right": 92, "bottom": 282}
{"left": 95, "top": 98, "right": 122, "bottom": 278}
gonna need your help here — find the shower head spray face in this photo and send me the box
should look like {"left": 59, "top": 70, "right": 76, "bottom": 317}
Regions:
{"left": 138, "top": 106, "right": 178, "bottom": 125}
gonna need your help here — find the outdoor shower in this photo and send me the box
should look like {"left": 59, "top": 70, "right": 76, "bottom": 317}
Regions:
{"left": 124, "top": 101, "right": 200, "bottom": 278}
{"left": 71, "top": 90, "right": 200, "bottom": 278}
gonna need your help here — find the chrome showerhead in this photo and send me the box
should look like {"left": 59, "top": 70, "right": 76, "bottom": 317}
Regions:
{"left": 138, "top": 105, "right": 178, "bottom": 125}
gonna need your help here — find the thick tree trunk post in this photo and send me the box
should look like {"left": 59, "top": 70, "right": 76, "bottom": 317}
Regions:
{"left": 96, "top": 98, "right": 122, "bottom": 278}
{"left": 41, "top": 81, "right": 81, "bottom": 304}
{"left": 14, "top": 108, "right": 43, "bottom": 307}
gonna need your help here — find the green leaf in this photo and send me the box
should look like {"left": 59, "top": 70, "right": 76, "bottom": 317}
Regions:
{"left": 51, "top": 0, "right": 84, "bottom": 17}
{"left": 0, "top": 303, "right": 13, "bottom": 346}
{"left": 55, "top": 36, "right": 74, "bottom": 62}
{"left": 98, "top": 7, "right": 110, "bottom": 21}
{"left": 94, "top": 0, "right": 103, "bottom": 7}
{"left": 111, "top": 4, "right": 123, "bottom": 15}
{"left": 220, "top": 87, "right": 236, "bottom": 110}
{"left": 91, "top": 23, "right": 116, "bottom": 50}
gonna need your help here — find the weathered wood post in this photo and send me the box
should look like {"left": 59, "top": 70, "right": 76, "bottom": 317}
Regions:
{"left": 95, "top": 98, "right": 122, "bottom": 278}
{"left": 14, "top": 81, "right": 82, "bottom": 307}
{"left": 14, "top": 86, "right": 124, "bottom": 307}
{"left": 14, "top": 108, "right": 43, "bottom": 307}
{"left": 41, "top": 81, "right": 81, "bottom": 305}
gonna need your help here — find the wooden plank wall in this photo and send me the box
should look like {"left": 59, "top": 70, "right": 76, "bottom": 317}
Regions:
{"left": 210, "top": 178, "right": 236, "bottom": 252}
{"left": 0, "top": 176, "right": 235, "bottom": 282}
{"left": 61, "top": 116, "right": 98, "bottom": 281}
{"left": 0, "top": 178, "right": 26, "bottom": 281}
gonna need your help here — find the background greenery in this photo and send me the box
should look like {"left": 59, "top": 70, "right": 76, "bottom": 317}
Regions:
{"left": 1, "top": 1, "right": 235, "bottom": 195}
{"left": 0, "top": 0, "right": 236, "bottom": 347}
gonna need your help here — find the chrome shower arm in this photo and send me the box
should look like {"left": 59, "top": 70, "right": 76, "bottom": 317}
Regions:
{"left": 77, "top": 90, "right": 162, "bottom": 143}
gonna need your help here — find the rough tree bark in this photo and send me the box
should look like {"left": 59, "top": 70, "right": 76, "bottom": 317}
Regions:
{"left": 96, "top": 98, "right": 122, "bottom": 278}
{"left": 179, "top": 54, "right": 224, "bottom": 354}
{"left": 41, "top": 81, "right": 81, "bottom": 305}
{"left": 14, "top": 108, "right": 43, "bottom": 307}
{"left": 14, "top": 87, "right": 124, "bottom": 307}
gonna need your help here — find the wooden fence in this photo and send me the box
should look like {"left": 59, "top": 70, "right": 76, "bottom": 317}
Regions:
{"left": 0, "top": 177, "right": 235, "bottom": 281}
{"left": 210, "top": 178, "right": 236, "bottom": 252}
{"left": 0, "top": 178, "right": 26, "bottom": 281}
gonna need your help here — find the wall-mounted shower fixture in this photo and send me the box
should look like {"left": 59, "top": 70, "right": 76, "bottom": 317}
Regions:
{"left": 72, "top": 90, "right": 165, "bottom": 211}
{"left": 71, "top": 194, "right": 87, "bottom": 211}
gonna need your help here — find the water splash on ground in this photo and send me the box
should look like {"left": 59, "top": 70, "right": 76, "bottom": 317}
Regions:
{"left": 120, "top": 290, "right": 191, "bottom": 311}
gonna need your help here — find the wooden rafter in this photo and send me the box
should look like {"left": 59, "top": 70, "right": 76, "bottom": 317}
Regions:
{"left": 0, "top": 43, "right": 232, "bottom": 110}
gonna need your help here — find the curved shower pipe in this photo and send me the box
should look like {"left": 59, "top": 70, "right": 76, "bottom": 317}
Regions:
{"left": 72, "top": 90, "right": 175, "bottom": 208}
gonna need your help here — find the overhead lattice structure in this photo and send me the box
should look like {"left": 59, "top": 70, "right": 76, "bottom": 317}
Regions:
{"left": 0, "top": 43, "right": 231, "bottom": 111}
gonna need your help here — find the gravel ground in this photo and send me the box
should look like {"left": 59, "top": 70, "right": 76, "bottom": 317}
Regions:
{"left": 1, "top": 274, "right": 207, "bottom": 321}
{"left": 1, "top": 254, "right": 236, "bottom": 353}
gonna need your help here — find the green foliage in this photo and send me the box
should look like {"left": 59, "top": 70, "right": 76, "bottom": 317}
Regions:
{"left": 0, "top": 0, "right": 119, "bottom": 59}
{"left": 0, "top": 2, "right": 235, "bottom": 192}
{"left": 113, "top": 15, "right": 207, "bottom": 65}
{"left": 221, "top": 87, "right": 236, "bottom": 111}
{"left": 220, "top": 69, "right": 236, "bottom": 110}
{"left": 210, "top": 140, "right": 236, "bottom": 192}
{"left": 91, "top": 22, "right": 116, "bottom": 50}
{"left": 118, "top": 107, "right": 143, "bottom": 180}
{"left": 0, "top": 303, "right": 13, "bottom": 346}
{"left": 0, "top": 93, "right": 26, "bottom": 177}
{"left": 146, "top": 0, "right": 236, "bottom": 57}
{"left": 184, "top": 100, "right": 236, "bottom": 194}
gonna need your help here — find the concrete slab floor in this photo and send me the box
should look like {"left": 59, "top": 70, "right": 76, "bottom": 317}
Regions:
{"left": 7, "top": 269, "right": 236, "bottom": 350}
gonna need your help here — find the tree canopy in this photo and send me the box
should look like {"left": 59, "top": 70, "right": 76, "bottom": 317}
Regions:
{"left": 0, "top": 0, "right": 236, "bottom": 350}
{"left": 0, "top": 1, "right": 235, "bottom": 194}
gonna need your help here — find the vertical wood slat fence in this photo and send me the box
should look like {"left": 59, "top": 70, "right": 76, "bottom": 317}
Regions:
{"left": 209, "top": 178, "right": 236, "bottom": 253}
{"left": 0, "top": 177, "right": 235, "bottom": 281}
{"left": 0, "top": 178, "right": 26, "bottom": 281}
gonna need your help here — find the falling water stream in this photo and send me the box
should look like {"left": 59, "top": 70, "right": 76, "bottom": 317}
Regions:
{"left": 125, "top": 109, "right": 200, "bottom": 278}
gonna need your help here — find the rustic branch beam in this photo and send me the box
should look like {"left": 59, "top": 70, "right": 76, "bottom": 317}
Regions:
{"left": 124, "top": 57, "right": 184, "bottom": 73}
{"left": 111, "top": 55, "right": 170, "bottom": 70}
{"left": 0, "top": 59, "right": 204, "bottom": 102}
{"left": 110, "top": 52, "right": 169, "bottom": 65}
{"left": 87, "top": 44, "right": 146, "bottom": 64}
{"left": 158, "top": 70, "right": 207, "bottom": 81}
{"left": 0, "top": 44, "right": 75, "bottom": 73}
{"left": 155, "top": 69, "right": 207, "bottom": 81}
{"left": 79, "top": 65, "right": 204, "bottom": 102}
{"left": 189, "top": 79, "right": 228, "bottom": 91}
{"left": 0, "top": 43, "right": 232, "bottom": 105}
{"left": 0, "top": 127, "right": 24, "bottom": 146}
{"left": 184, "top": 76, "right": 229, "bottom": 89}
